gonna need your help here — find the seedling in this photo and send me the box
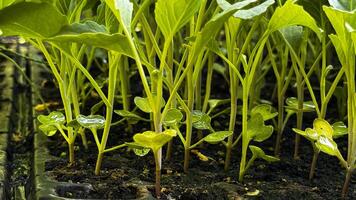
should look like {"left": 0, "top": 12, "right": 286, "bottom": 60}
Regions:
{"left": 127, "top": 130, "right": 177, "bottom": 198}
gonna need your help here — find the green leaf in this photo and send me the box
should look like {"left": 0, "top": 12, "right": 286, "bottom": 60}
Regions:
{"left": 208, "top": 99, "right": 230, "bottom": 110}
{"left": 134, "top": 96, "right": 152, "bottom": 113}
{"left": 247, "top": 113, "right": 274, "bottom": 142}
{"left": 285, "top": 97, "right": 315, "bottom": 113}
{"left": 37, "top": 111, "right": 65, "bottom": 125}
{"left": 162, "top": 108, "right": 183, "bottom": 127}
{"left": 249, "top": 145, "right": 280, "bottom": 162}
{"left": 133, "top": 130, "right": 177, "bottom": 152}
{"left": 133, "top": 148, "right": 150, "bottom": 157}
{"left": 192, "top": 110, "right": 212, "bottom": 130}
{"left": 47, "top": 21, "right": 134, "bottom": 58}
{"left": 305, "top": 128, "right": 319, "bottom": 140}
{"left": 0, "top": 0, "right": 18, "bottom": 9}
{"left": 0, "top": 2, "right": 68, "bottom": 38}
{"left": 250, "top": 104, "right": 278, "bottom": 121}
{"left": 292, "top": 128, "right": 307, "bottom": 137}
{"left": 155, "top": 0, "right": 201, "bottom": 39}
{"left": 328, "top": 0, "right": 356, "bottom": 12}
{"left": 39, "top": 124, "right": 58, "bottom": 136}
{"left": 114, "top": 110, "right": 150, "bottom": 122}
{"left": 233, "top": 0, "right": 275, "bottom": 19}
{"left": 114, "top": 0, "right": 133, "bottom": 34}
{"left": 332, "top": 121, "right": 348, "bottom": 138}
{"left": 268, "top": 0, "right": 322, "bottom": 40}
{"left": 76, "top": 114, "right": 105, "bottom": 129}
{"left": 279, "top": 26, "right": 304, "bottom": 52}
{"left": 203, "top": 131, "right": 233, "bottom": 144}
{"left": 134, "top": 96, "right": 165, "bottom": 113}
{"left": 315, "top": 136, "right": 340, "bottom": 156}
{"left": 313, "top": 118, "right": 333, "bottom": 139}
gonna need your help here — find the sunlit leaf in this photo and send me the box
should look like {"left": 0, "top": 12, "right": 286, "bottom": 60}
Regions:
{"left": 0, "top": 2, "right": 68, "bottom": 38}
{"left": 114, "top": 0, "right": 133, "bottom": 34}
{"left": 192, "top": 110, "right": 212, "bottom": 130}
{"left": 37, "top": 111, "right": 65, "bottom": 125}
{"left": 39, "top": 124, "right": 58, "bottom": 136}
{"left": 133, "top": 148, "right": 150, "bottom": 157}
{"left": 268, "top": 0, "right": 322, "bottom": 39}
{"left": 133, "top": 129, "right": 177, "bottom": 152}
{"left": 247, "top": 113, "right": 274, "bottom": 142}
{"left": 134, "top": 96, "right": 165, "bottom": 113}
{"left": 315, "top": 136, "right": 340, "bottom": 156}
{"left": 285, "top": 97, "right": 315, "bottom": 113}
{"left": 250, "top": 104, "right": 278, "bottom": 121}
{"left": 155, "top": 0, "right": 201, "bottom": 39}
{"left": 249, "top": 145, "right": 280, "bottom": 162}
{"left": 313, "top": 118, "right": 333, "bottom": 139}
{"left": 279, "top": 26, "right": 304, "bottom": 52}
{"left": 328, "top": 0, "right": 356, "bottom": 12}
{"left": 76, "top": 114, "right": 105, "bottom": 129}
{"left": 162, "top": 108, "right": 183, "bottom": 126}
{"left": 332, "top": 121, "right": 348, "bottom": 138}
{"left": 203, "top": 131, "right": 233, "bottom": 144}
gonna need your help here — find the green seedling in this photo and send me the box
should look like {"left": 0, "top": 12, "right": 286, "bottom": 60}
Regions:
{"left": 37, "top": 111, "right": 75, "bottom": 164}
{"left": 293, "top": 119, "right": 348, "bottom": 181}
{"left": 127, "top": 130, "right": 177, "bottom": 198}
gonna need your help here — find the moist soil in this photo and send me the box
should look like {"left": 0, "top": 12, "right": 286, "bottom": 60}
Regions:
{"left": 36, "top": 69, "right": 355, "bottom": 200}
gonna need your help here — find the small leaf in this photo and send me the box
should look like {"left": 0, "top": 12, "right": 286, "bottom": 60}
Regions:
{"left": 76, "top": 114, "right": 105, "bottom": 129}
{"left": 328, "top": 0, "right": 356, "bottom": 12}
{"left": 249, "top": 145, "right": 279, "bottom": 162}
{"left": 133, "top": 129, "right": 176, "bottom": 152}
{"left": 234, "top": 0, "right": 275, "bottom": 19}
{"left": 39, "top": 124, "right": 57, "bottom": 136}
{"left": 292, "top": 128, "right": 307, "bottom": 137}
{"left": 162, "top": 108, "right": 183, "bottom": 126}
{"left": 250, "top": 104, "right": 278, "bottom": 121}
{"left": 285, "top": 97, "right": 315, "bottom": 113}
{"left": 114, "top": 0, "right": 133, "bottom": 34}
{"left": 305, "top": 128, "right": 319, "bottom": 140}
{"left": 134, "top": 96, "right": 165, "bottom": 113}
{"left": 313, "top": 118, "right": 333, "bottom": 139}
{"left": 133, "top": 148, "right": 150, "bottom": 157}
{"left": 134, "top": 96, "right": 152, "bottom": 113}
{"left": 332, "top": 121, "right": 348, "bottom": 138}
{"left": 203, "top": 131, "right": 233, "bottom": 144}
{"left": 114, "top": 110, "right": 150, "bottom": 122}
{"left": 37, "top": 111, "right": 65, "bottom": 125}
{"left": 315, "top": 136, "right": 340, "bottom": 156}
{"left": 247, "top": 114, "right": 274, "bottom": 142}
{"left": 192, "top": 110, "right": 212, "bottom": 130}
{"left": 208, "top": 99, "right": 230, "bottom": 110}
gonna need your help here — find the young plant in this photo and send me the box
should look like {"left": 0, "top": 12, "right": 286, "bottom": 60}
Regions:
{"left": 127, "top": 130, "right": 177, "bottom": 198}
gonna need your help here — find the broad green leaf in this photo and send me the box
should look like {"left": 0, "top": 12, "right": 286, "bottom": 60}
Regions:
{"left": 114, "top": 110, "right": 150, "bottom": 122}
{"left": 47, "top": 21, "right": 134, "bottom": 58}
{"left": 315, "top": 136, "right": 340, "bottom": 156}
{"left": 234, "top": 0, "right": 275, "bottom": 19}
{"left": 352, "top": 32, "right": 356, "bottom": 53}
{"left": 133, "top": 130, "right": 177, "bottom": 152}
{"left": 250, "top": 104, "right": 278, "bottom": 121}
{"left": 268, "top": 0, "right": 322, "bottom": 40}
{"left": 332, "top": 121, "right": 348, "bottom": 138}
{"left": 0, "top": 2, "right": 68, "bottom": 38}
{"left": 39, "top": 124, "right": 58, "bottom": 136}
{"left": 249, "top": 145, "right": 280, "bottom": 162}
{"left": 203, "top": 131, "right": 233, "bottom": 144}
{"left": 328, "top": 0, "right": 356, "bottom": 12}
{"left": 37, "top": 111, "right": 65, "bottom": 125}
{"left": 313, "top": 118, "right": 333, "bottom": 139}
{"left": 162, "top": 108, "right": 183, "bottom": 126}
{"left": 76, "top": 114, "right": 105, "bottom": 129}
{"left": 297, "top": 0, "right": 327, "bottom": 24}
{"left": 155, "top": 0, "right": 201, "bottom": 39}
{"left": 114, "top": 0, "right": 133, "bottom": 34}
{"left": 279, "top": 26, "right": 304, "bottom": 52}
{"left": 285, "top": 97, "right": 315, "bottom": 113}
{"left": 0, "top": 0, "right": 17, "bottom": 9}
{"left": 329, "top": 34, "right": 346, "bottom": 65}
{"left": 134, "top": 96, "right": 165, "bottom": 113}
{"left": 247, "top": 113, "right": 274, "bottom": 142}
{"left": 133, "top": 148, "right": 150, "bottom": 157}
{"left": 192, "top": 110, "right": 212, "bottom": 130}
